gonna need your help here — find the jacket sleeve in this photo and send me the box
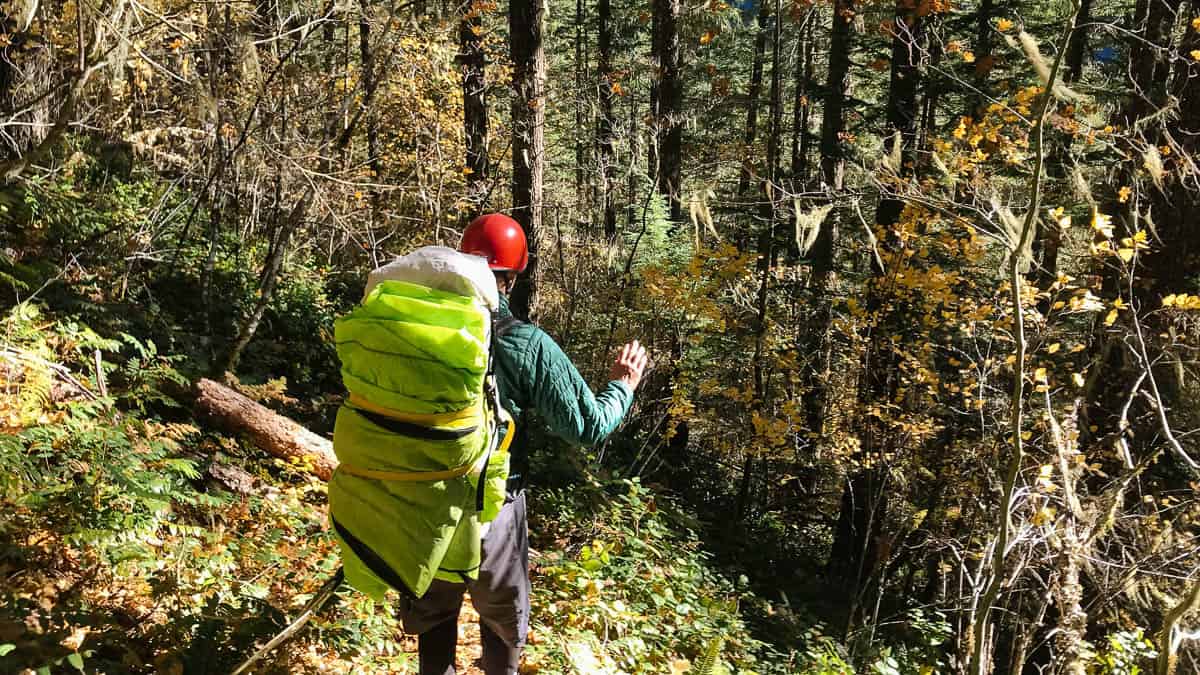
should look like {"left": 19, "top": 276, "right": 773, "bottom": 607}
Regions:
{"left": 520, "top": 330, "right": 633, "bottom": 446}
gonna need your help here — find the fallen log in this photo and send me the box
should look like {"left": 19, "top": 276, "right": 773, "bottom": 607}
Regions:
{"left": 193, "top": 378, "right": 337, "bottom": 481}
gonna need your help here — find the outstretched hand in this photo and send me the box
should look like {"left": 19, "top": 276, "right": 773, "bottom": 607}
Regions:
{"left": 610, "top": 340, "right": 649, "bottom": 391}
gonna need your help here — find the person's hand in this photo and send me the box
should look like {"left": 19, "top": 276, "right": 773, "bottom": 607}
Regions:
{"left": 610, "top": 340, "right": 649, "bottom": 391}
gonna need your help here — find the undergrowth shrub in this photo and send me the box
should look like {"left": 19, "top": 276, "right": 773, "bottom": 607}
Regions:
{"left": 526, "top": 477, "right": 794, "bottom": 674}
{"left": 0, "top": 304, "right": 406, "bottom": 674}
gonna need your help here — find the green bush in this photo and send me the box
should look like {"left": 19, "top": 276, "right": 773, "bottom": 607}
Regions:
{"left": 0, "top": 305, "right": 404, "bottom": 673}
{"left": 526, "top": 477, "right": 792, "bottom": 674}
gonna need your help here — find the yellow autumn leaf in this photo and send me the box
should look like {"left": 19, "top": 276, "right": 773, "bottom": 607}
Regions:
{"left": 1031, "top": 506, "right": 1057, "bottom": 526}
{"left": 1072, "top": 373, "right": 1085, "bottom": 388}
{"left": 1047, "top": 343, "right": 1060, "bottom": 354}
{"left": 1117, "top": 247, "right": 1135, "bottom": 262}
{"left": 1091, "top": 210, "right": 1114, "bottom": 238}
{"left": 997, "top": 18, "right": 1014, "bottom": 32}
{"left": 1194, "top": 17, "right": 1200, "bottom": 30}
{"left": 1104, "top": 308, "right": 1119, "bottom": 326}
{"left": 1192, "top": 49, "right": 1200, "bottom": 61}
{"left": 1118, "top": 186, "right": 1132, "bottom": 203}
{"left": 962, "top": 50, "right": 976, "bottom": 63}
{"left": 1034, "top": 367, "right": 1048, "bottom": 382}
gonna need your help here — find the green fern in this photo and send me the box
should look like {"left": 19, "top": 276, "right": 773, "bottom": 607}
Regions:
{"left": 693, "top": 636, "right": 724, "bottom": 675}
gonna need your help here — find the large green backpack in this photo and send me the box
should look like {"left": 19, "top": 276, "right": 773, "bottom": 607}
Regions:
{"left": 329, "top": 247, "right": 513, "bottom": 600}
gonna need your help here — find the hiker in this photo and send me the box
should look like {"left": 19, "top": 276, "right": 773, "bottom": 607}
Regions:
{"left": 396, "top": 213, "right": 649, "bottom": 675}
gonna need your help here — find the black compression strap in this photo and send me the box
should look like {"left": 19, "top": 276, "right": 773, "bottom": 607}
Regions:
{"left": 354, "top": 408, "right": 477, "bottom": 441}
{"left": 331, "top": 517, "right": 416, "bottom": 600}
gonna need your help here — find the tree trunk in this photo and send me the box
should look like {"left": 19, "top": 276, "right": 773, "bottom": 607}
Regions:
{"left": 737, "top": 3, "right": 770, "bottom": 200}
{"left": 1083, "top": 0, "right": 1188, "bottom": 447}
{"left": 827, "top": 468, "right": 889, "bottom": 598}
{"left": 508, "top": 0, "right": 546, "bottom": 320}
{"left": 765, "top": 0, "right": 782, "bottom": 189}
{"left": 1123, "top": 0, "right": 1179, "bottom": 126}
{"left": 460, "top": 0, "right": 489, "bottom": 209}
{"left": 875, "top": 0, "right": 922, "bottom": 230}
{"left": 574, "top": 0, "right": 586, "bottom": 214}
{"left": 968, "top": 0, "right": 993, "bottom": 119}
{"left": 917, "top": 20, "right": 942, "bottom": 164}
{"left": 1038, "top": 0, "right": 1090, "bottom": 290}
{"left": 803, "top": 0, "right": 853, "bottom": 440}
{"left": 651, "top": 0, "right": 682, "bottom": 222}
{"left": 360, "top": 1, "right": 381, "bottom": 229}
{"left": 790, "top": 13, "right": 814, "bottom": 187}
{"left": 828, "top": 0, "right": 924, "bottom": 612}
{"left": 818, "top": 0, "right": 853, "bottom": 197}
{"left": 1063, "top": 0, "right": 1091, "bottom": 84}
{"left": 215, "top": 187, "right": 314, "bottom": 376}
{"left": 194, "top": 378, "right": 337, "bottom": 480}
{"left": 597, "top": 0, "right": 618, "bottom": 240}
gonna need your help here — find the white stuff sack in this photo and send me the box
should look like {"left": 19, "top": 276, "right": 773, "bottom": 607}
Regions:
{"left": 364, "top": 246, "right": 499, "bottom": 310}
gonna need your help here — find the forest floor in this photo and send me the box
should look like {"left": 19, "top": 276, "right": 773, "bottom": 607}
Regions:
{"left": 0, "top": 302, "right": 784, "bottom": 674}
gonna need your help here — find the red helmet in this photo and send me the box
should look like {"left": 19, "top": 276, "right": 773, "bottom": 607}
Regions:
{"left": 460, "top": 213, "right": 529, "bottom": 272}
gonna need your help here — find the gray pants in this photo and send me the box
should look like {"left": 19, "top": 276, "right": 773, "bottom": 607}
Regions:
{"left": 398, "top": 492, "right": 530, "bottom": 675}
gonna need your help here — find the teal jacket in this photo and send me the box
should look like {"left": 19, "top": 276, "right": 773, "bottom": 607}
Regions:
{"left": 493, "top": 295, "right": 633, "bottom": 447}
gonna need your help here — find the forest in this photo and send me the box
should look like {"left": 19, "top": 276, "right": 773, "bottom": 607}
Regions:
{"left": 2, "top": 0, "right": 1200, "bottom": 671}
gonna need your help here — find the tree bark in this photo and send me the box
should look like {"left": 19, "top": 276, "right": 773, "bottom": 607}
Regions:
{"left": 828, "top": 0, "right": 924, "bottom": 612}
{"left": 574, "top": 0, "right": 587, "bottom": 213}
{"left": 803, "top": 0, "right": 853, "bottom": 440}
{"left": 650, "top": 0, "right": 682, "bottom": 222}
{"left": 194, "top": 378, "right": 337, "bottom": 481}
{"left": 737, "top": 2, "right": 770, "bottom": 199}
{"left": 968, "top": 0, "right": 993, "bottom": 119}
{"left": 508, "top": 0, "right": 546, "bottom": 320}
{"left": 1083, "top": 0, "right": 1188, "bottom": 447}
{"left": 875, "top": 0, "right": 922, "bottom": 230}
{"left": 765, "top": 0, "right": 782, "bottom": 189}
{"left": 597, "top": 0, "right": 618, "bottom": 240}
{"left": 1063, "top": 0, "right": 1091, "bottom": 84}
{"left": 460, "top": 0, "right": 489, "bottom": 209}
{"left": 1038, "top": 0, "right": 1090, "bottom": 290}
{"left": 790, "top": 13, "right": 814, "bottom": 187}
{"left": 1123, "top": 0, "right": 1179, "bottom": 126}
{"left": 215, "top": 187, "right": 314, "bottom": 375}
{"left": 360, "top": 1, "right": 381, "bottom": 229}
{"left": 1157, "top": 578, "right": 1200, "bottom": 675}
{"left": 818, "top": 0, "right": 852, "bottom": 198}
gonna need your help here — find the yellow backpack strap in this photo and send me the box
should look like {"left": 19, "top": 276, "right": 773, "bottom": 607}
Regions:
{"left": 495, "top": 407, "right": 516, "bottom": 456}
